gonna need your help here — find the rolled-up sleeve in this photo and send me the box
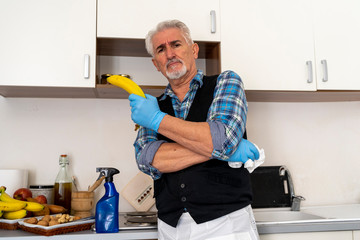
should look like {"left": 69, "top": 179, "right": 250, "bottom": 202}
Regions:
{"left": 207, "top": 70, "right": 248, "bottom": 160}
{"left": 133, "top": 126, "right": 164, "bottom": 180}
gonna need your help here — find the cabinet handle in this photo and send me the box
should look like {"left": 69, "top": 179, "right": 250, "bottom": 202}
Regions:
{"left": 210, "top": 10, "right": 216, "bottom": 33}
{"left": 321, "top": 59, "right": 328, "bottom": 82}
{"left": 84, "top": 54, "right": 90, "bottom": 79}
{"left": 306, "top": 61, "right": 313, "bottom": 83}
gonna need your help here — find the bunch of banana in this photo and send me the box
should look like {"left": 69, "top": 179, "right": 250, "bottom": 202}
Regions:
{"left": 0, "top": 186, "right": 44, "bottom": 220}
{"left": 107, "top": 75, "right": 146, "bottom": 131}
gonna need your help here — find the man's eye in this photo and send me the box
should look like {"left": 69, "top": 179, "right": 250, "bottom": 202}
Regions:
{"left": 157, "top": 48, "right": 164, "bottom": 53}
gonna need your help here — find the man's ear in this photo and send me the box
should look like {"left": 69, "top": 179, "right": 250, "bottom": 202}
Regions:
{"left": 192, "top": 43, "right": 199, "bottom": 59}
{"left": 152, "top": 58, "right": 161, "bottom": 71}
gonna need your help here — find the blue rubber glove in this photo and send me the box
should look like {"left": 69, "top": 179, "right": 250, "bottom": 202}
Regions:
{"left": 227, "top": 139, "right": 260, "bottom": 163}
{"left": 128, "top": 94, "right": 167, "bottom": 132}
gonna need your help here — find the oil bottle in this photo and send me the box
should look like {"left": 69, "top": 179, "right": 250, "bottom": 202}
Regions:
{"left": 95, "top": 167, "right": 120, "bottom": 233}
{"left": 54, "top": 154, "right": 72, "bottom": 212}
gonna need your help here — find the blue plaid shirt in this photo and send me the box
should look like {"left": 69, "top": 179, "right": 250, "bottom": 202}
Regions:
{"left": 133, "top": 70, "right": 248, "bottom": 179}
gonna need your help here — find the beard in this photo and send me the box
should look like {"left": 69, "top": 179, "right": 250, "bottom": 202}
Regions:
{"left": 166, "top": 59, "right": 187, "bottom": 80}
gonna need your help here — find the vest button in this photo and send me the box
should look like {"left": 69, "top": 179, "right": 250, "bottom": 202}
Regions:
{"left": 181, "top": 196, "right": 187, "bottom": 202}
{"left": 180, "top": 183, "right": 185, "bottom": 188}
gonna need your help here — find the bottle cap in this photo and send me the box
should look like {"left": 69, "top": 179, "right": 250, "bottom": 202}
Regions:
{"left": 59, "top": 154, "right": 69, "bottom": 164}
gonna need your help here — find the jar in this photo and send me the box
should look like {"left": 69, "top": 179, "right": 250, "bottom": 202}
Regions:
{"left": 29, "top": 185, "right": 54, "bottom": 204}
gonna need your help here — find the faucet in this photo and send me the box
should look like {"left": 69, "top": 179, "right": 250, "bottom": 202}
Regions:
{"left": 279, "top": 166, "right": 305, "bottom": 211}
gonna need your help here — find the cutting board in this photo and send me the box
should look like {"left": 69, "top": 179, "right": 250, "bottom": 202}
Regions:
{"left": 121, "top": 172, "right": 155, "bottom": 212}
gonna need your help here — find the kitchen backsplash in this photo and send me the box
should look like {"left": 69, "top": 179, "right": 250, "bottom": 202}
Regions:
{"left": 1, "top": 96, "right": 360, "bottom": 212}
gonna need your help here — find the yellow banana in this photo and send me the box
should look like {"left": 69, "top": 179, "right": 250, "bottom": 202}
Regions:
{"left": 0, "top": 210, "right": 3, "bottom": 217}
{"left": 0, "top": 186, "right": 44, "bottom": 212}
{"left": 107, "top": 75, "right": 146, "bottom": 98}
{"left": 0, "top": 201, "right": 27, "bottom": 212}
{"left": 2, "top": 209, "right": 27, "bottom": 220}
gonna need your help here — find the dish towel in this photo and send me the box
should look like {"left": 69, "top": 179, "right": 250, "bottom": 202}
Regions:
{"left": 228, "top": 144, "right": 265, "bottom": 173}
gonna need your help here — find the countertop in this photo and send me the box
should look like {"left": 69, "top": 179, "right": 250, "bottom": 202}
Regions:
{"left": 1, "top": 204, "right": 360, "bottom": 239}
{"left": 254, "top": 204, "right": 360, "bottom": 234}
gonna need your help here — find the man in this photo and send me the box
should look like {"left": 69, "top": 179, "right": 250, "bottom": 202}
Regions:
{"left": 129, "top": 20, "right": 260, "bottom": 240}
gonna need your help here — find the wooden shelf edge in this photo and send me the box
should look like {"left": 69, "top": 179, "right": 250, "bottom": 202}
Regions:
{"left": 245, "top": 90, "right": 360, "bottom": 102}
{"left": 2, "top": 85, "right": 360, "bottom": 102}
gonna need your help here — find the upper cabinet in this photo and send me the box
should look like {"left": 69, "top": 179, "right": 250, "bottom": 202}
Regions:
{"left": 221, "top": 0, "right": 360, "bottom": 91}
{"left": 97, "top": 0, "right": 220, "bottom": 42}
{"left": 0, "top": 0, "right": 96, "bottom": 96}
{"left": 313, "top": 0, "right": 360, "bottom": 90}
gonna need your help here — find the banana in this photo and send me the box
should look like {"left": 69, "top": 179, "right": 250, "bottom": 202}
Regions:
{"left": 2, "top": 209, "right": 27, "bottom": 220}
{"left": 0, "top": 210, "right": 3, "bottom": 218}
{"left": 0, "top": 186, "right": 44, "bottom": 212}
{"left": 107, "top": 75, "right": 146, "bottom": 98}
{"left": 0, "top": 201, "right": 27, "bottom": 212}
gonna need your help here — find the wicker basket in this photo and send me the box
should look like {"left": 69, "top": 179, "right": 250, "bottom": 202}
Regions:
{"left": 0, "top": 221, "right": 19, "bottom": 230}
{"left": 19, "top": 222, "right": 93, "bottom": 236}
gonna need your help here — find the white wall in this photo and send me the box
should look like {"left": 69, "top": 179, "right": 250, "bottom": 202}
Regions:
{"left": 1, "top": 96, "right": 360, "bottom": 212}
{"left": 247, "top": 101, "right": 360, "bottom": 206}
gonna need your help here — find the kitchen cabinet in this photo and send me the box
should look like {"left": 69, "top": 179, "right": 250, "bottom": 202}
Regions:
{"left": 220, "top": 0, "right": 360, "bottom": 91}
{"left": 313, "top": 0, "right": 360, "bottom": 90}
{"left": 97, "top": 0, "right": 220, "bottom": 42}
{"left": 354, "top": 231, "right": 360, "bottom": 240}
{"left": 0, "top": 0, "right": 97, "bottom": 97}
{"left": 260, "top": 231, "right": 352, "bottom": 240}
{"left": 96, "top": 0, "right": 221, "bottom": 97}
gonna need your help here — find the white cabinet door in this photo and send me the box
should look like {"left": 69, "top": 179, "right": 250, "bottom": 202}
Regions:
{"left": 221, "top": 0, "right": 316, "bottom": 91}
{"left": 354, "top": 231, "right": 360, "bottom": 240}
{"left": 221, "top": 0, "right": 360, "bottom": 91}
{"left": 97, "top": 0, "right": 220, "bottom": 42}
{"left": 313, "top": 0, "right": 360, "bottom": 90}
{"left": 0, "top": 0, "right": 96, "bottom": 88}
{"left": 260, "top": 231, "right": 352, "bottom": 240}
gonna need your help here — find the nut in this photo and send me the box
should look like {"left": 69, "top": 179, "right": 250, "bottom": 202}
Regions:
{"left": 41, "top": 215, "right": 51, "bottom": 223}
{"left": 37, "top": 220, "right": 49, "bottom": 226}
{"left": 24, "top": 217, "right": 38, "bottom": 224}
{"left": 49, "top": 220, "right": 59, "bottom": 226}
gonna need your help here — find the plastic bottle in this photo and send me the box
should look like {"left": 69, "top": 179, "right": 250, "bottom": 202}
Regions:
{"left": 54, "top": 154, "right": 72, "bottom": 212}
{"left": 95, "top": 167, "right": 120, "bottom": 233}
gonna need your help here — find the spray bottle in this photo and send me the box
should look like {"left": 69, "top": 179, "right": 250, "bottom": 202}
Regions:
{"left": 95, "top": 167, "right": 120, "bottom": 233}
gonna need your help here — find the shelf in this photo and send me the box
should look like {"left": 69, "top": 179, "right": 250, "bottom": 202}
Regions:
{"left": 2, "top": 83, "right": 360, "bottom": 102}
{"left": 97, "top": 38, "right": 221, "bottom": 75}
{"left": 245, "top": 90, "right": 360, "bottom": 102}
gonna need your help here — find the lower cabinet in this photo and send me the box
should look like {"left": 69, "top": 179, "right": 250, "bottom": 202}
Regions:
{"left": 354, "top": 231, "right": 360, "bottom": 240}
{"left": 260, "top": 231, "right": 353, "bottom": 240}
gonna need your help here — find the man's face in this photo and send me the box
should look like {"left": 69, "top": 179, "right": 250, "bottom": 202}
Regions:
{"left": 151, "top": 28, "right": 199, "bottom": 80}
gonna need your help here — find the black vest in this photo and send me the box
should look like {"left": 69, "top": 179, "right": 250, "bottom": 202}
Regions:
{"left": 155, "top": 75, "right": 252, "bottom": 227}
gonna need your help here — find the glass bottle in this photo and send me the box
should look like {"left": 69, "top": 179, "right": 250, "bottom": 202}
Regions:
{"left": 54, "top": 154, "right": 72, "bottom": 212}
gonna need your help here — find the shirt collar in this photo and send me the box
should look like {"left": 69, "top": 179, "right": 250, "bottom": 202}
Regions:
{"left": 160, "top": 69, "right": 204, "bottom": 101}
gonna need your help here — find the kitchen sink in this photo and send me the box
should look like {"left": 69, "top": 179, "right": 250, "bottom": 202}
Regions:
{"left": 253, "top": 210, "right": 326, "bottom": 222}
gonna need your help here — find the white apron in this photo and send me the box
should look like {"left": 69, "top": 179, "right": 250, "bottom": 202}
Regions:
{"left": 158, "top": 205, "right": 260, "bottom": 240}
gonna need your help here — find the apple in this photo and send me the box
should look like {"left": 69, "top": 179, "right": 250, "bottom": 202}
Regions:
{"left": 13, "top": 188, "right": 32, "bottom": 201}
{"left": 34, "top": 195, "right": 47, "bottom": 204}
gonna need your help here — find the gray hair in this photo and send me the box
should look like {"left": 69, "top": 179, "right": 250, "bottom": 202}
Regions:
{"left": 145, "top": 20, "right": 194, "bottom": 56}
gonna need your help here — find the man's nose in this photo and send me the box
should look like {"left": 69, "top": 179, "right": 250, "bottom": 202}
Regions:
{"left": 165, "top": 47, "right": 175, "bottom": 59}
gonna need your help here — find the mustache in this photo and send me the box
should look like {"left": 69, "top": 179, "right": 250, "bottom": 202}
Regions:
{"left": 166, "top": 58, "right": 184, "bottom": 68}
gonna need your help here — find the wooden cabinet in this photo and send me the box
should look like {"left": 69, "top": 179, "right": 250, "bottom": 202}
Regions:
{"left": 0, "top": 0, "right": 96, "bottom": 97}
{"left": 260, "top": 231, "right": 353, "bottom": 240}
{"left": 220, "top": 0, "right": 360, "bottom": 91}
{"left": 97, "top": 0, "right": 220, "bottom": 42}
